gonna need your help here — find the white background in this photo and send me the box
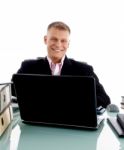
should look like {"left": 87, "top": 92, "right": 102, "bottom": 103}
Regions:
{"left": 0, "top": 0, "right": 124, "bottom": 104}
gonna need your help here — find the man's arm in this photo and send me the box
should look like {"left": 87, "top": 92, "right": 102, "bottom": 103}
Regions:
{"left": 73, "top": 60, "right": 111, "bottom": 108}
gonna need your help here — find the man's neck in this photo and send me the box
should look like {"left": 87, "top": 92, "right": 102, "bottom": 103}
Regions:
{"left": 47, "top": 56, "right": 65, "bottom": 64}
{"left": 47, "top": 56, "right": 65, "bottom": 75}
{"left": 51, "top": 58, "right": 61, "bottom": 64}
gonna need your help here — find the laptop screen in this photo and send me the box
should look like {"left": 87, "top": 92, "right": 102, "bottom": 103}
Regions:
{"left": 13, "top": 74, "right": 98, "bottom": 128}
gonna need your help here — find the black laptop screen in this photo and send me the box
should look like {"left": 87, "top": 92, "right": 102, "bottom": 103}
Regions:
{"left": 13, "top": 74, "right": 97, "bottom": 128}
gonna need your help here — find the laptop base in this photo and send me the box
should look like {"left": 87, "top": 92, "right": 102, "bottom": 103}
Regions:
{"left": 22, "top": 118, "right": 104, "bottom": 130}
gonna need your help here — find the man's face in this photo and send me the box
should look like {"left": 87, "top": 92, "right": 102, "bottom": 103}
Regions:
{"left": 44, "top": 27, "right": 70, "bottom": 63}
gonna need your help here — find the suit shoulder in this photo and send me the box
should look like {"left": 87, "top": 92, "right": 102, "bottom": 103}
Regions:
{"left": 69, "top": 58, "right": 93, "bottom": 69}
{"left": 17, "top": 57, "right": 46, "bottom": 73}
{"left": 21, "top": 57, "right": 45, "bottom": 65}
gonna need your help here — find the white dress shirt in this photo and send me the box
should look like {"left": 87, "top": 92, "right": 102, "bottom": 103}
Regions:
{"left": 47, "top": 56, "right": 65, "bottom": 75}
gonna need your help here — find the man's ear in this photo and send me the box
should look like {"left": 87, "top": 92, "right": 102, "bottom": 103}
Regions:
{"left": 44, "top": 35, "right": 47, "bottom": 44}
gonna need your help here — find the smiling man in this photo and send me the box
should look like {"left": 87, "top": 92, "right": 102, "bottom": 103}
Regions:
{"left": 12, "top": 21, "right": 111, "bottom": 108}
{"left": 44, "top": 22, "right": 70, "bottom": 64}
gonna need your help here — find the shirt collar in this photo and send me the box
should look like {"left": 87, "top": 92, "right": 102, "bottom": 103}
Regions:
{"left": 47, "top": 55, "right": 65, "bottom": 67}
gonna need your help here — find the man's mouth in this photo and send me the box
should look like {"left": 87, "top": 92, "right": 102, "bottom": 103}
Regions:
{"left": 52, "top": 49, "right": 63, "bottom": 52}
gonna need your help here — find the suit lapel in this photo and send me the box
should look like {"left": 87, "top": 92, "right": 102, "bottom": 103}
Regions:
{"left": 38, "top": 57, "right": 51, "bottom": 74}
{"left": 39, "top": 56, "right": 73, "bottom": 75}
{"left": 44, "top": 57, "right": 52, "bottom": 74}
{"left": 61, "top": 56, "right": 72, "bottom": 75}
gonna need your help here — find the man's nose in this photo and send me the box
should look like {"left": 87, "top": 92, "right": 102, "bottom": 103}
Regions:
{"left": 56, "top": 40, "right": 62, "bottom": 47}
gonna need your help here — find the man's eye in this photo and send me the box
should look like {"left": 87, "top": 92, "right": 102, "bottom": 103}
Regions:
{"left": 61, "top": 40, "right": 67, "bottom": 43}
{"left": 51, "top": 38, "right": 57, "bottom": 42}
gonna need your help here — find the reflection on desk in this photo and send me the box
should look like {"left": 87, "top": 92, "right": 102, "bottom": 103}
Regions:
{"left": 0, "top": 111, "right": 124, "bottom": 150}
{"left": 18, "top": 122, "right": 103, "bottom": 150}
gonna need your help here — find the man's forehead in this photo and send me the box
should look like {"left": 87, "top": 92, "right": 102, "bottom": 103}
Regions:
{"left": 48, "top": 27, "right": 69, "bottom": 34}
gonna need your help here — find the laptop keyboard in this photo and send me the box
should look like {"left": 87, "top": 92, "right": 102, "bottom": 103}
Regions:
{"left": 97, "top": 115, "right": 104, "bottom": 125}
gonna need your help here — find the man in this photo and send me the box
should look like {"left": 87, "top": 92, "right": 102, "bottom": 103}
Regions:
{"left": 12, "top": 21, "right": 110, "bottom": 108}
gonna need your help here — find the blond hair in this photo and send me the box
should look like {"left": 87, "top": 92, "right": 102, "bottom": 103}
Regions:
{"left": 47, "top": 21, "right": 71, "bottom": 34}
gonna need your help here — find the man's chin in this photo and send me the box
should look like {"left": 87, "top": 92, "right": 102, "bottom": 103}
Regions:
{"left": 51, "top": 55, "right": 63, "bottom": 63}
{"left": 51, "top": 52, "right": 64, "bottom": 58}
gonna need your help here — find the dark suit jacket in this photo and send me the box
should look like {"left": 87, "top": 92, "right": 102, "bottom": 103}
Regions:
{"left": 12, "top": 56, "right": 110, "bottom": 108}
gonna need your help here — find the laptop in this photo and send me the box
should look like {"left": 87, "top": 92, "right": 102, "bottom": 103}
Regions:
{"left": 12, "top": 74, "right": 104, "bottom": 129}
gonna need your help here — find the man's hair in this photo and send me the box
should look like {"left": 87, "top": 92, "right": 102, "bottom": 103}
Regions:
{"left": 47, "top": 21, "right": 71, "bottom": 34}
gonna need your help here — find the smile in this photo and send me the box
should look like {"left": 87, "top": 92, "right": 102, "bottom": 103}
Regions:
{"left": 52, "top": 49, "right": 63, "bottom": 52}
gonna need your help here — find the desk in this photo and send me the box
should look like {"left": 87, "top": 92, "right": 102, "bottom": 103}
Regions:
{"left": 0, "top": 109, "right": 124, "bottom": 150}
